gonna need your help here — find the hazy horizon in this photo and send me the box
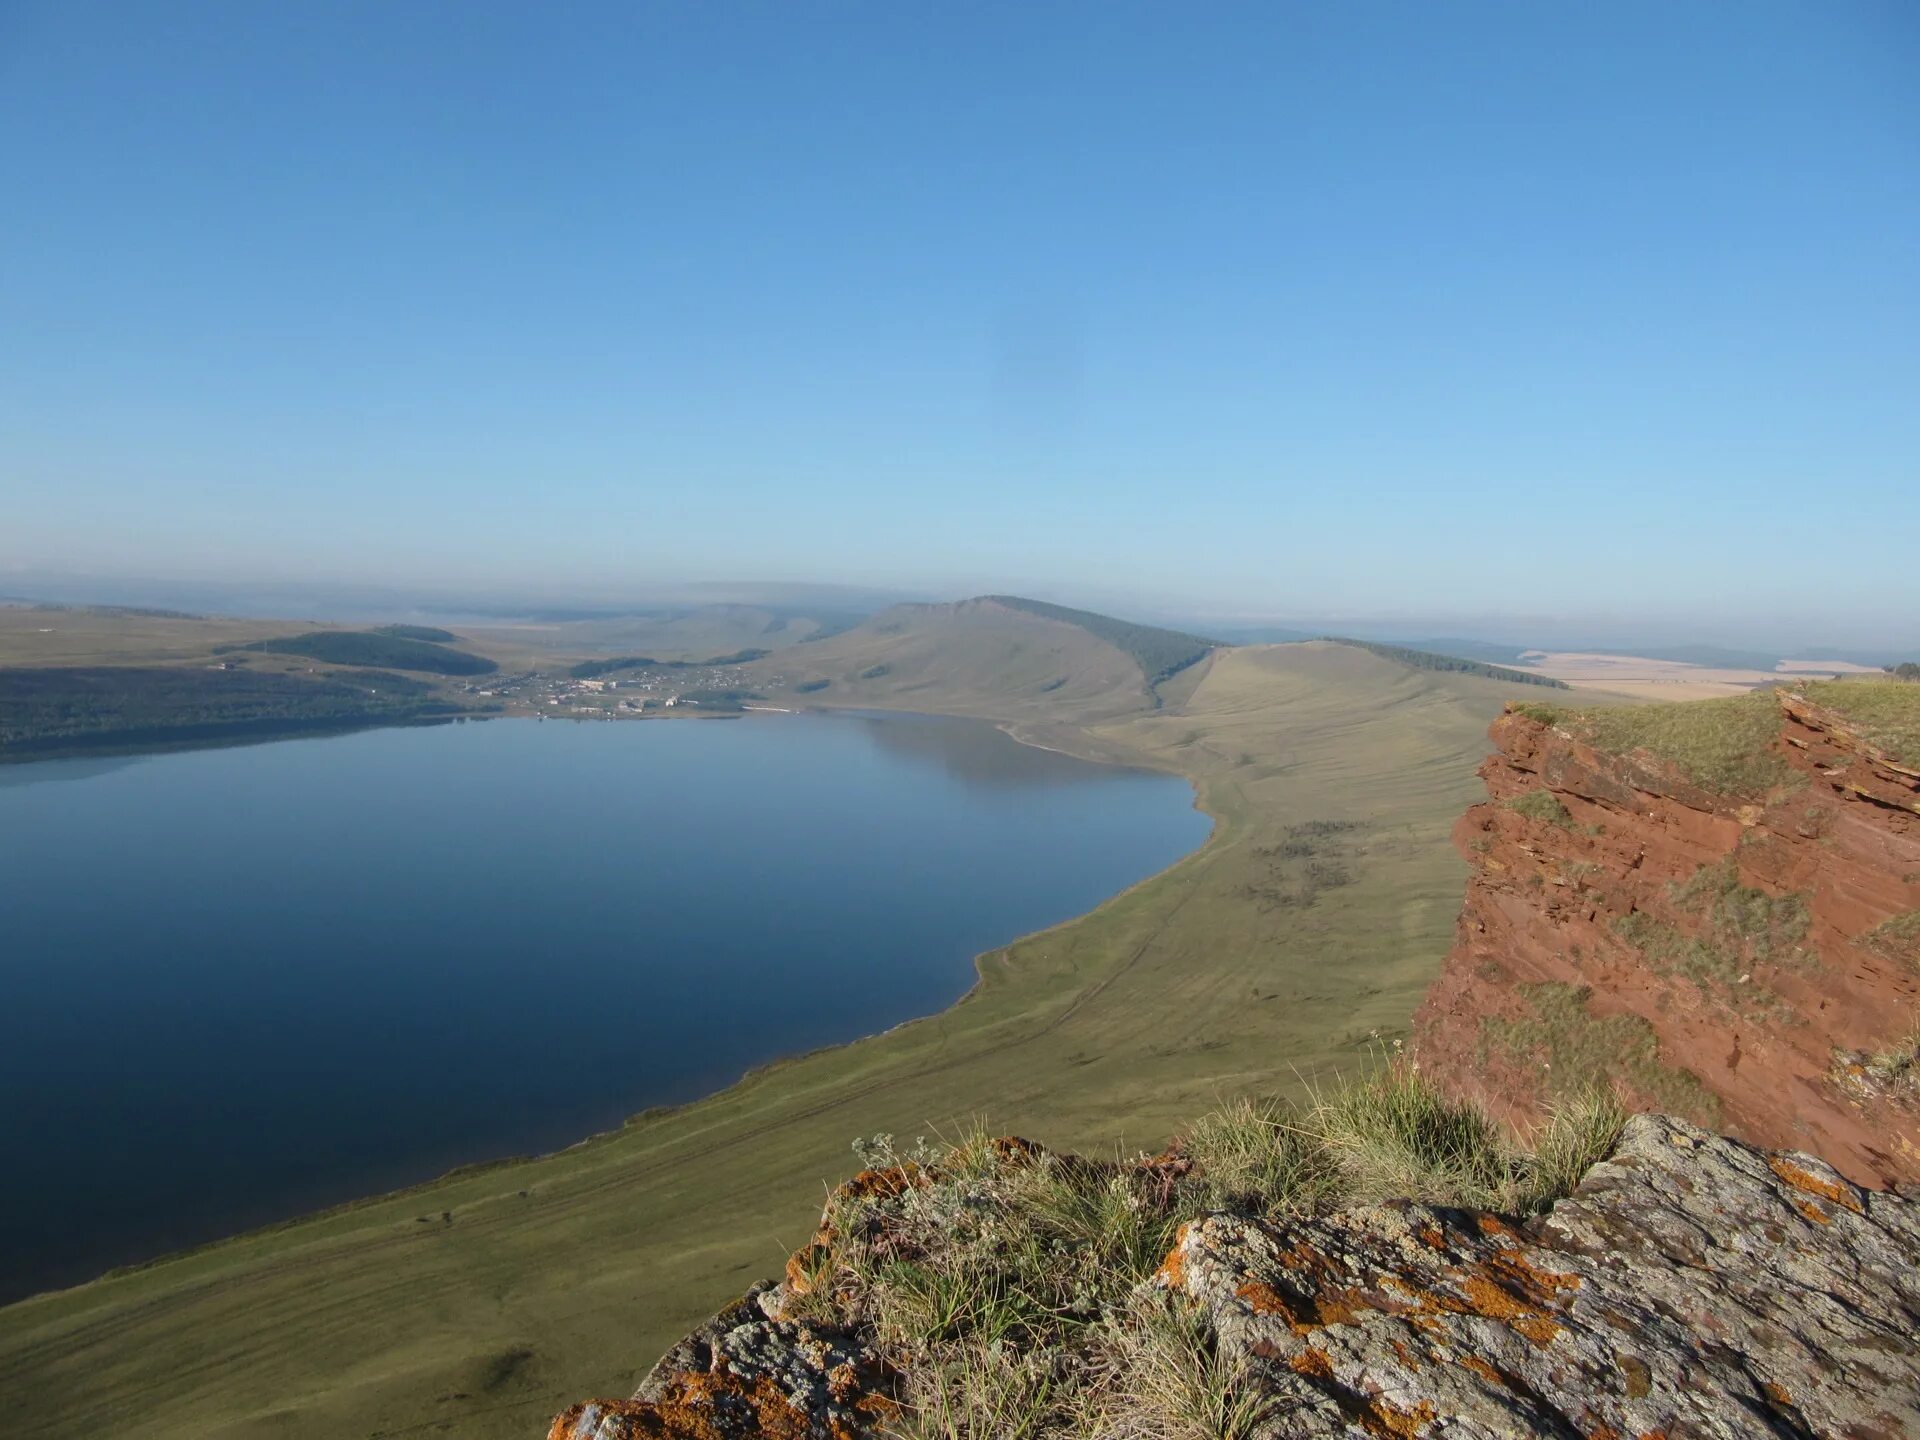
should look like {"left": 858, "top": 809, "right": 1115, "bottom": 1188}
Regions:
{"left": 3, "top": 563, "right": 1911, "bottom": 659}
{"left": 5, "top": 3, "right": 1916, "bottom": 642}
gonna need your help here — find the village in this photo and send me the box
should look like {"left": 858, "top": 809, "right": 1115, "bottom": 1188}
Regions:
{"left": 459, "top": 656, "right": 782, "bottom": 719}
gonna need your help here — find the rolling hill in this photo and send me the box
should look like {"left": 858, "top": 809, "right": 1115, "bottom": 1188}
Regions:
{"left": 747, "top": 595, "right": 1219, "bottom": 719}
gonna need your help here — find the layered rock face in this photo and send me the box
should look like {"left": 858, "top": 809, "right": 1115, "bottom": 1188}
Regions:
{"left": 550, "top": 1118, "right": 1920, "bottom": 1439}
{"left": 1415, "top": 692, "right": 1920, "bottom": 1186}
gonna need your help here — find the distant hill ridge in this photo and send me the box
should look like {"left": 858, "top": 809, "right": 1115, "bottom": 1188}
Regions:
{"left": 218, "top": 630, "right": 498, "bottom": 677}
{"left": 1325, "top": 636, "right": 1570, "bottom": 689}
{"left": 982, "top": 595, "right": 1218, "bottom": 686}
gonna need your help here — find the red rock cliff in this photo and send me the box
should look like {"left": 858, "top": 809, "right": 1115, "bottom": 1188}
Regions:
{"left": 1415, "top": 689, "right": 1920, "bottom": 1186}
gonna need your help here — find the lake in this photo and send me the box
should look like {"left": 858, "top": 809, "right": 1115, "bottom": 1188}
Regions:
{"left": 0, "top": 712, "right": 1207, "bottom": 1302}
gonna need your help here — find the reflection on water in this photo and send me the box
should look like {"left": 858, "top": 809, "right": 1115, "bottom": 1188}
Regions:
{"left": 0, "top": 753, "right": 149, "bottom": 787}
{"left": 837, "top": 709, "right": 1120, "bottom": 790}
{"left": 0, "top": 712, "right": 1207, "bottom": 1301}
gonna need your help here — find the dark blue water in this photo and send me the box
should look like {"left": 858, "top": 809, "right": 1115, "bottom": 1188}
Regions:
{"left": 0, "top": 712, "right": 1206, "bottom": 1301}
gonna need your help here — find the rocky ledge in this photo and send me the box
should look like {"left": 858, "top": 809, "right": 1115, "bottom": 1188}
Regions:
{"left": 548, "top": 1116, "right": 1918, "bottom": 1439}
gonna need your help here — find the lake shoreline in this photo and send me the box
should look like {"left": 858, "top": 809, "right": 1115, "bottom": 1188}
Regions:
{"left": 0, "top": 705, "right": 1212, "bottom": 1307}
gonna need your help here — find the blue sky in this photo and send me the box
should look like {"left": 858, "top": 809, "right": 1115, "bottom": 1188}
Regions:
{"left": 2, "top": 2, "right": 1915, "bottom": 638}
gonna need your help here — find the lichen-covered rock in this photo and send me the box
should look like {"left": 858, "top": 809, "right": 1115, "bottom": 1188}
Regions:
{"left": 1154, "top": 1114, "right": 1920, "bottom": 1438}
{"left": 547, "top": 1283, "right": 897, "bottom": 1440}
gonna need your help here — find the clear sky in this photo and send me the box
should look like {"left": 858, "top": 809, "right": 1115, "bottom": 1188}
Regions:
{"left": 3, "top": 2, "right": 1916, "bottom": 639}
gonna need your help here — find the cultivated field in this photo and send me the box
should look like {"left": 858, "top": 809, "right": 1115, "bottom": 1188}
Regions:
{"left": 1518, "top": 649, "right": 1878, "bottom": 701}
{"left": 0, "top": 640, "right": 1546, "bottom": 1439}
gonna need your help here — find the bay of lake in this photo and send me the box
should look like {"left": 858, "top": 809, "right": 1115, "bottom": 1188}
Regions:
{"left": 0, "top": 711, "right": 1208, "bottom": 1301}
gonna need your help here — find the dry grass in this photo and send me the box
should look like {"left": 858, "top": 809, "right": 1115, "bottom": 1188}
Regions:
{"left": 831, "top": 1070, "right": 1626, "bottom": 1440}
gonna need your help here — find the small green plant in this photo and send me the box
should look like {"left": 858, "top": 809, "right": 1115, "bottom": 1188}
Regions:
{"left": 1506, "top": 788, "right": 1572, "bottom": 827}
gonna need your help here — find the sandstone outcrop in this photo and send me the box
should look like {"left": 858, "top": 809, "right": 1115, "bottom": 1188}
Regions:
{"left": 1415, "top": 689, "right": 1920, "bottom": 1186}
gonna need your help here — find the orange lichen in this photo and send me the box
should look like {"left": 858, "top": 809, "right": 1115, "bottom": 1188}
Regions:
{"left": 1456, "top": 1353, "right": 1506, "bottom": 1388}
{"left": 1793, "top": 1200, "right": 1833, "bottom": 1227}
{"left": 1356, "top": 1397, "right": 1439, "bottom": 1438}
{"left": 1762, "top": 1380, "right": 1795, "bottom": 1409}
{"left": 1767, "top": 1157, "right": 1863, "bottom": 1214}
{"left": 1155, "top": 1223, "right": 1192, "bottom": 1287}
{"left": 838, "top": 1164, "right": 926, "bottom": 1203}
{"left": 1236, "top": 1279, "right": 1294, "bottom": 1317}
{"left": 547, "top": 1367, "right": 895, "bottom": 1440}
{"left": 783, "top": 1233, "right": 833, "bottom": 1296}
{"left": 1289, "top": 1346, "right": 1336, "bottom": 1379}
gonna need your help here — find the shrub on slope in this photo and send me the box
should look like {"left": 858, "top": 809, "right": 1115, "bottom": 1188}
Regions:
{"left": 226, "top": 630, "right": 497, "bottom": 676}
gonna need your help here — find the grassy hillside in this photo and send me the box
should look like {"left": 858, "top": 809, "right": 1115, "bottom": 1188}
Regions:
{"left": 221, "top": 631, "right": 498, "bottom": 676}
{"left": 748, "top": 598, "right": 1164, "bottom": 721}
{"left": 983, "top": 596, "right": 1217, "bottom": 686}
{"left": 0, "top": 642, "right": 1549, "bottom": 1439}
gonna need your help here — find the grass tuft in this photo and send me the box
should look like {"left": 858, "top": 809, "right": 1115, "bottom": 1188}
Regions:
{"left": 1506, "top": 788, "right": 1572, "bottom": 827}
{"left": 1092, "top": 1294, "right": 1277, "bottom": 1440}
{"left": 1510, "top": 1089, "right": 1628, "bottom": 1214}
{"left": 1303, "top": 1064, "right": 1514, "bottom": 1209}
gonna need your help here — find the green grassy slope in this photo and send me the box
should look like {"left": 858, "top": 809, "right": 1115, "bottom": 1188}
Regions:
{"left": 0, "top": 642, "right": 1545, "bottom": 1440}
{"left": 983, "top": 596, "right": 1218, "bottom": 685}
{"left": 747, "top": 597, "right": 1163, "bottom": 721}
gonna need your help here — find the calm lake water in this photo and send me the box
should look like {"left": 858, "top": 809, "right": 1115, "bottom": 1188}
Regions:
{"left": 0, "top": 712, "right": 1206, "bottom": 1301}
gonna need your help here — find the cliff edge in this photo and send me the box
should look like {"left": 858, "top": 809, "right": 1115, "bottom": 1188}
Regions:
{"left": 549, "top": 1114, "right": 1919, "bottom": 1439}
{"left": 1415, "top": 682, "right": 1920, "bottom": 1186}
